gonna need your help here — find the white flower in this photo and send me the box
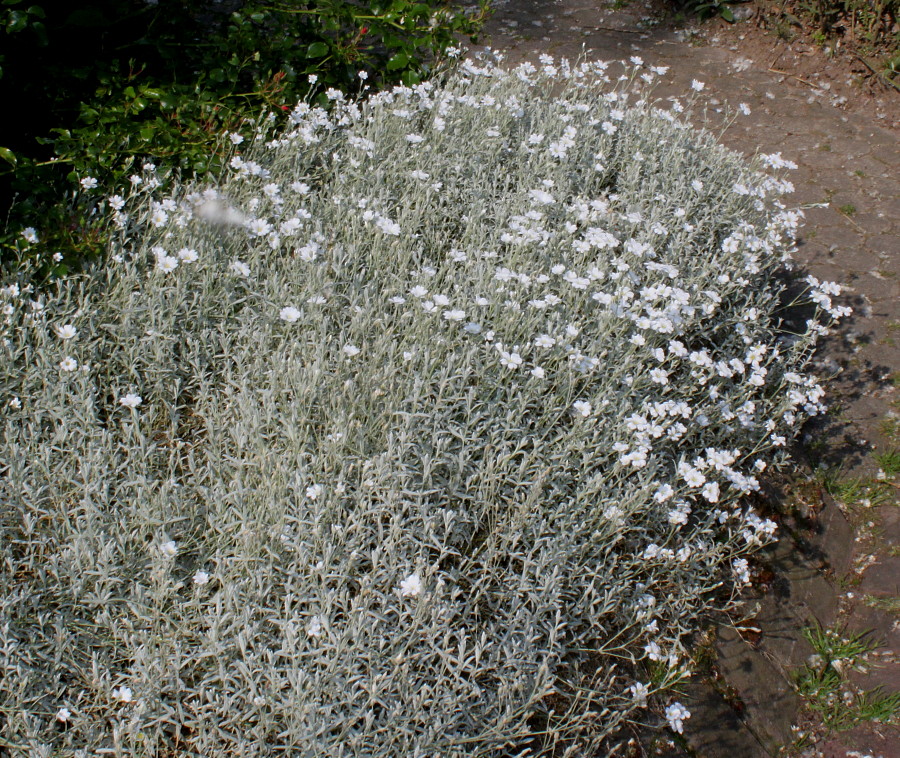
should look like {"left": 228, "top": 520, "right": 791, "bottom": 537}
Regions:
{"left": 56, "top": 707, "right": 71, "bottom": 722}
{"left": 59, "top": 357, "right": 78, "bottom": 372}
{"left": 644, "top": 641, "right": 663, "bottom": 660}
{"left": 732, "top": 558, "right": 750, "bottom": 585}
{"left": 343, "top": 344, "right": 360, "bottom": 357}
{"left": 534, "top": 334, "right": 555, "bottom": 348}
{"left": 400, "top": 573, "right": 423, "bottom": 597}
{"left": 358, "top": 70, "right": 368, "bottom": 80}
{"left": 229, "top": 132, "right": 244, "bottom": 145}
{"left": 193, "top": 570, "right": 210, "bottom": 585}
{"left": 119, "top": 393, "right": 142, "bottom": 409}
{"left": 530, "top": 366, "right": 545, "bottom": 379}
{"left": 443, "top": 309, "right": 465, "bottom": 322}
{"left": 306, "top": 484, "right": 323, "bottom": 500}
{"left": 738, "top": 102, "right": 751, "bottom": 116}
{"left": 150, "top": 208, "right": 168, "bottom": 227}
{"left": 178, "top": 248, "right": 199, "bottom": 263}
{"left": 701, "top": 481, "right": 720, "bottom": 502}
{"left": 654, "top": 484, "right": 675, "bottom": 503}
{"left": 499, "top": 350, "right": 523, "bottom": 370}
{"left": 405, "top": 134, "right": 424, "bottom": 144}
{"left": 650, "top": 368, "right": 669, "bottom": 385}
{"left": 56, "top": 324, "right": 77, "bottom": 340}
{"left": 156, "top": 255, "right": 179, "bottom": 273}
{"left": 159, "top": 541, "right": 177, "bottom": 558}
{"left": 80, "top": 176, "right": 98, "bottom": 190}
{"left": 573, "top": 400, "right": 592, "bottom": 417}
{"left": 112, "top": 686, "right": 133, "bottom": 703}
{"left": 307, "top": 615, "right": 324, "bottom": 637}
{"left": 682, "top": 467, "right": 706, "bottom": 488}
{"left": 279, "top": 306, "right": 301, "bottom": 323}
{"left": 375, "top": 216, "right": 401, "bottom": 236}
{"left": 22, "top": 227, "right": 39, "bottom": 243}
{"left": 409, "top": 285, "right": 428, "bottom": 299}
{"left": 691, "top": 79, "right": 705, "bottom": 92}
{"left": 529, "top": 189, "right": 555, "bottom": 205}
{"left": 230, "top": 260, "right": 250, "bottom": 277}
{"left": 247, "top": 218, "right": 272, "bottom": 237}
{"left": 629, "top": 682, "right": 649, "bottom": 706}
{"left": 665, "top": 702, "right": 691, "bottom": 734}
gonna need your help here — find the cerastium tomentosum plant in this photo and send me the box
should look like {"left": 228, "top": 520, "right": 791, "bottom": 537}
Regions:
{"left": 1, "top": 52, "right": 850, "bottom": 756}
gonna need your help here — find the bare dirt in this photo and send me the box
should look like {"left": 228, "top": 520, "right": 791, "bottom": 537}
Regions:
{"left": 469, "top": 1, "right": 900, "bottom": 755}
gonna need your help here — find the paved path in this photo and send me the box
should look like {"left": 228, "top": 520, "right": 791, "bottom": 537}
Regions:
{"left": 472, "top": 1, "right": 899, "bottom": 755}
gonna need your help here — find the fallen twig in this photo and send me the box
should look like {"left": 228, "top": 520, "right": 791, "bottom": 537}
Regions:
{"left": 588, "top": 26, "right": 644, "bottom": 34}
{"left": 768, "top": 67, "right": 820, "bottom": 88}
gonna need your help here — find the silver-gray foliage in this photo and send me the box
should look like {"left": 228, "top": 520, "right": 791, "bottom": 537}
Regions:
{"left": 1, "top": 54, "right": 846, "bottom": 756}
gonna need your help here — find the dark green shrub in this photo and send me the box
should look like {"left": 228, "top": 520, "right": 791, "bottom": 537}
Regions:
{"left": 0, "top": 0, "right": 487, "bottom": 275}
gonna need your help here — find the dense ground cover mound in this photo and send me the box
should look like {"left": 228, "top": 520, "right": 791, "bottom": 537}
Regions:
{"left": 0, "top": 54, "right": 849, "bottom": 755}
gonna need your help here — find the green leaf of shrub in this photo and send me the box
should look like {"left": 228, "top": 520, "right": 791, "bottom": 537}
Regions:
{"left": 386, "top": 52, "right": 409, "bottom": 70}
{"left": 0, "top": 146, "right": 16, "bottom": 168}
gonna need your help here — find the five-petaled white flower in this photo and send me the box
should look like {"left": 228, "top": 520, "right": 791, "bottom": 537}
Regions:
{"left": 400, "top": 573, "right": 423, "bottom": 597}
{"left": 119, "top": 393, "right": 142, "bottom": 409}
{"left": 343, "top": 344, "right": 360, "bottom": 357}
{"left": 22, "top": 227, "right": 38, "bottom": 243}
{"left": 56, "top": 707, "right": 71, "bottom": 722}
{"left": 159, "top": 541, "right": 177, "bottom": 558}
{"left": 499, "top": 351, "right": 522, "bottom": 370}
{"left": 56, "top": 324, "right": 77, "bottom": 340}
{"left": 280, "top": 306, "right": 301, "bottom": 323}
{"left": 573, "top": 400, "right": 592, "bottom": 417}
{"left": 59, "top": 357, "right": 78, "bottom": 372}
{"left": 306, "top": 484, "right": 323, "bottom": 500}
{"left": 80, "top": 176, "right": 98, "bottom": 190}
{"left": 156, "top": 255, "right": 179, "bottom": 273}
